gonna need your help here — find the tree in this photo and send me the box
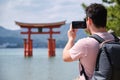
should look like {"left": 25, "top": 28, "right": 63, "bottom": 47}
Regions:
{"left": 103, "top": 0, "right": 120, "bottom": 36}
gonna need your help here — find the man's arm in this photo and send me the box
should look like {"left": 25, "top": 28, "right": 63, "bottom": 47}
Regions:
{"left": 63, "top": 24, "right": 77, "bottom": 62}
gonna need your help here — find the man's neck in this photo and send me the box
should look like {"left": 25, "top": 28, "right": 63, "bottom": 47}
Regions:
{"left": 91, "top": 27, "right": 107, "bottom": 35}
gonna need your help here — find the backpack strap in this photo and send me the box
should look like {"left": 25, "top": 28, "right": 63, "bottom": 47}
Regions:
{"left": 110, "top": 33, "right": 119, "bottom": 42}
{"left": 90, "top": 33, "right": 119, "bottom": 43}
{"left": 79, "top": 59, "right": 89, "bottom": 80}
{"left": 89, "top": 34, "right": 105, "bottom": 43}
{"left": 89, "top": 34, "right": 105, "bottom": 71}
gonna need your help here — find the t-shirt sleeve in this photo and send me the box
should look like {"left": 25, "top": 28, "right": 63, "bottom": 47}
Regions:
{"left": 69, "top": 38, "right": 88, "bottom": 61}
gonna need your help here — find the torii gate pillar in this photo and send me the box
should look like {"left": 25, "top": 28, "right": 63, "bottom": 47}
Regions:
{"left": 24, "top": 38, "right": 33, "bottom": 56}
{"left": 48, "top": 38, "right": 55, "bottom": 57}
{"left": 23, "top": 28, "right": 33, "bottom": 56}
{"left": 48, "top": 27, "right": 56, "bottom": 57}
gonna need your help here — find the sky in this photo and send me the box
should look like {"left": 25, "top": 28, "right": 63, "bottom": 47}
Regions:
{"left": 0, "top": 0, "right": 102, "bottom": 30}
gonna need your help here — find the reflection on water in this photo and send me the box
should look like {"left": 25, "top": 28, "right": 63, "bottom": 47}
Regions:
{"left": 0, "top": 48, "right": 79, "bottom": 80}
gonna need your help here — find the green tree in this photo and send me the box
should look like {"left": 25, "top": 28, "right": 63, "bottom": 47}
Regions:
{"left": 103, "top": 0, "right": 120, "bottom": 36}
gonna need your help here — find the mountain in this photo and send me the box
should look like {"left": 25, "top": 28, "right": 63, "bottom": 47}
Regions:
{"left": 0, "top": 27, "right": 21, "bottom": 38}
{"left": 0, "top": 24, "right": 87, "bottom": 48}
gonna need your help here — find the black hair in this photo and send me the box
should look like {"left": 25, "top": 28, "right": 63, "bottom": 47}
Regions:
{"left": 86, "top": 3, "right": 107, "bottom": 28}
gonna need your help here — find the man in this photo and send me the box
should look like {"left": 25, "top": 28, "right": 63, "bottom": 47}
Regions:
{"left": 63, "top": 3, "right": 114, "bottom": 80}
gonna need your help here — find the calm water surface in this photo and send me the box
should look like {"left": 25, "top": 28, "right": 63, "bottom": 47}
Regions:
{"left": 0, "top": 48, "right": 79, "bottom": 80}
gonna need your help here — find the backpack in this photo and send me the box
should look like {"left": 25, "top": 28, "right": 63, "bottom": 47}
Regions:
{"left": 90, "top": 34, "right": 120, "bottom": 80}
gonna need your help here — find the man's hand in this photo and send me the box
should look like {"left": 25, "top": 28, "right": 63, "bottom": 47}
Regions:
{"left": 68, "top": 24, "right": 78, "bottom": 41}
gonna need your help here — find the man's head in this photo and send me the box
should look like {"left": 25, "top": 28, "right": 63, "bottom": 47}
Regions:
{"left": 86, "top": 3, "right": 107, "bottom": 28}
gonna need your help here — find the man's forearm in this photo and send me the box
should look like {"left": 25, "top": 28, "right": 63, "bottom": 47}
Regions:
{"left": 63, "top": 39, "right": 74, "bottom": 62}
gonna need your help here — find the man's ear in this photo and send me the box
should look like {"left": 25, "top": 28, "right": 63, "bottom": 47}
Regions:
{"left": 87, "top": 17, "right": 93, "bottom": 25}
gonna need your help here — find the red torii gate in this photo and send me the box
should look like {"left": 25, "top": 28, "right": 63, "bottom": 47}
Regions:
{"left": 15, "top": 21, "right": 65, "bottom": 57}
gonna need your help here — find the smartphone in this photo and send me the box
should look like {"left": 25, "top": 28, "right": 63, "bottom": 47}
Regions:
{"left": 72, "top": 21, "right": 86, "bottom": 29}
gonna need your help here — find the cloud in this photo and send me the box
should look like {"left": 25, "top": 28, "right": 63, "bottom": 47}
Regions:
{"left": 0, "top": 0, "right": 102, "bottom": 30}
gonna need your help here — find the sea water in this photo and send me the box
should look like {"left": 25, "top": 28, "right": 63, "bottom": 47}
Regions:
{"left": 0, "top": 48, "right": 79, "bottom": 80}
